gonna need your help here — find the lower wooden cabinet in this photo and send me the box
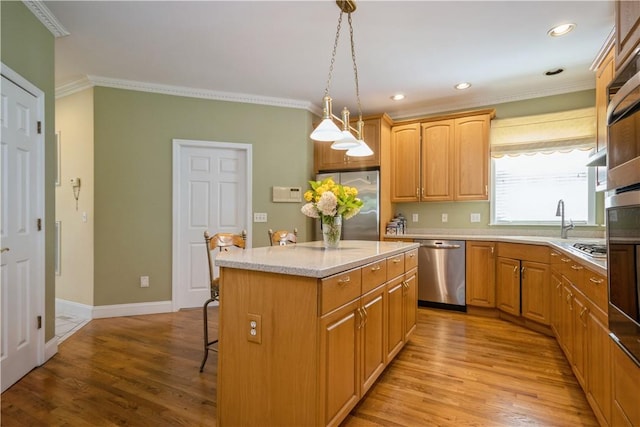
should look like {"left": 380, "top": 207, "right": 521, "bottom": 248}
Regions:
{"left": 465, "top": 241, "right": 496, "bottom": 307}
{"left": 520, "top": 261, "right": 551, "bottom": 324}
{"left": 403, "top": 267, "right": 418, "bottom": 340}
{"left": 360, "top": 285, "right": 386, "bottom": 395}
{"left": 586, "top": 307, "right": 611, "bottom": 426}
{"left": 496, "top": 257, "right": 520, "bottom": 316}
{"left": 611, "top": 340, "right": 640, "bottom": 427}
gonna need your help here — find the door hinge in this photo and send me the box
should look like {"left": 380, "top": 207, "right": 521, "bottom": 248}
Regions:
{"left": 37, "top": 121, "right": 42, "bottom": 134}
{"left": 37, "top": 218, "right": 42, "bottom": 231}
{"left": 37, "top": 315, "right": 42, "bottom": 329}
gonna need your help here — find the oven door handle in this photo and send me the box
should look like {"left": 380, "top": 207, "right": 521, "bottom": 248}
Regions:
{"left": 607, "top": 67, "right": 640, "bottom": 125}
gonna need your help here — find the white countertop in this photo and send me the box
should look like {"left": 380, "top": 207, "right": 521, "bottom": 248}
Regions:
{"left": 386, "top": 232, "right": 607, "bottom": 275}
{"left": 215, "top": 240, "right": 420, "bottom": 278}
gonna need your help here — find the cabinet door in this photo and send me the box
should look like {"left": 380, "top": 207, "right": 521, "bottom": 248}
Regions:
{"left": 615, "top": 0, "right": 640, "bottom": 69}
{"left": 403, "top": 268, "right": 418, "bottom": 340}
{"left": 611, "top": 340, "right": 640, "bottom": 427}
{"left": 386, "top": 275, "right": 405, "bottom": 360}
{"left": 560, "top": 280, "right": 574, "bottom": 363}
{"left": 360, "top": 285, "right": 386, "bottom": 395}
{"left": 465, "top": 241, "right": 496, "bottom": 307}
{"left": 319, "top": 300, "right": 361, "bottom": 427}
{"left": 521, "top": 261, "right": 551, "bottom": 325}
{"left": 571, "top": 292, "right": 588, "bottom": 389}
{"left": 453, "top": 115, "right": 489, "bottom": 200}
{"left": 420, "top": 120, "right": 453, "bottom": 201}
{"left": 390, "top": 123, "right": 420, "bottom": 202}
{"left": 550, "top": 270, "right": 563, "bottom": 337}
{"left": 587, "top": 309, "right": 611, "bottom": 426}
{"left": 496, "top": 257, "right": 520, "bottom": 316}
{"left": 595, "top": 46, "right": 614, "bottom": 189}
{"left": 314, "top": 140, "right": 348, "bottom": 173}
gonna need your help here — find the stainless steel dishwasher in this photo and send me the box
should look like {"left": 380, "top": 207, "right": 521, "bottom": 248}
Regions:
{"left": 416, "top": 239, "right": 466, "bottom": 311}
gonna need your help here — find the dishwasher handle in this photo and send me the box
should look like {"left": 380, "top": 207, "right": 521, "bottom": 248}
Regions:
{"left": 419, "top": 242, "right": 461, "bottom": 249}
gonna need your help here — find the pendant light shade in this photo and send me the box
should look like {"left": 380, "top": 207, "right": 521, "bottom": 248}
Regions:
{"left": 346, "top": 119, "right": 373, "bottom": 156}
{"left": 310, "top": 96, "right": 343, "bottom": 141}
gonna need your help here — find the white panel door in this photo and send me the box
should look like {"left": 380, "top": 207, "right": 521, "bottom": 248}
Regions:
{"left": 1, "top": 75, "right": 41, "bottom": 392}
{"left": 174, "top": 141, "right": 250, "bottom": 309}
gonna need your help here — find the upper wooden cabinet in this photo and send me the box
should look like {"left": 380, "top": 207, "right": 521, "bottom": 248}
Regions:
{"left": 594, "top": 42, "right": 615, "bottom": 190}
{"left": 314, "top": 114, "right": 392, "bottom": 173}
{"left": 390, "top": 110, "right": 493, "bottom": 203}
{"left": 615, "top": 0, "right": 640, "bottom": 69}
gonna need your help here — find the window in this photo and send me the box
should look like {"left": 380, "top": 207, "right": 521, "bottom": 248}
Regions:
{"left": 491, "top": 149, "right": 595, "bottom": 225}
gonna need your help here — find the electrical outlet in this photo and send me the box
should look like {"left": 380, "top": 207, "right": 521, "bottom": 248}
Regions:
{"left": 412, "top": 213, "right": 419, "bottom": 222}
{"left": 470, "top": 213, "right": 481, "bottom": 223}
{"left": 140, "top": 276, "right": 149, "bottom": 288}
{"left": 253, "top": 212, "right": 268, "bottom": 223}
{"left": 441, "top": 213, "right": 448, "bottom": 223}
{"left": 247, "top": 313, "right": 262, "bottom": 344}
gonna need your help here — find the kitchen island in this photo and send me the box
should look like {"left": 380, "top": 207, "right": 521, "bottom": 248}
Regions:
{"left": 214, "top": 240, "right": 419, "bottom": 427}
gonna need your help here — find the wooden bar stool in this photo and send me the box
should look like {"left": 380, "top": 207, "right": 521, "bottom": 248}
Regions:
{"left": 268, "top": 228, "right": 298, "bottom": 246}
{"left": 200, "top": 229, "right": 246, "bottom": 372}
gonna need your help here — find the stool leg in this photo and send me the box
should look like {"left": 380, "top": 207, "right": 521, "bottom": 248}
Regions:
{"left": 200, "top": 298, "right": 214, "bottom": 372}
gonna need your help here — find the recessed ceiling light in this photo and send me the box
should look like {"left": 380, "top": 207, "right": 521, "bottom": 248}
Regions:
{"left": 547, "top": 23, "right": 576, "bottom": 37}
{"left": 391, "top": 94, "right": 405, "bottom": 101}
{"left": 454, "top": 82, "right": 471, "bottom": 90}
{"left": 545, "top": 68, "right": 564, "bottom": 76}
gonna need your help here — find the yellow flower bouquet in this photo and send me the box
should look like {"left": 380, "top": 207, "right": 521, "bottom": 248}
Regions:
{"left": 301, "top": 177, "right": 363, "bottom": 247}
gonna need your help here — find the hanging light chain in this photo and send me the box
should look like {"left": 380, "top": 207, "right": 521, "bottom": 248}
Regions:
{"left": 324, "top": 11, "right": 344, "bottom": 97}
{"left": 348, "top": 12, "right": 362, "bottom": 119}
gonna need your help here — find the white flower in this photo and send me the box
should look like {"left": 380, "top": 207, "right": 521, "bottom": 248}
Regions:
{"left": 343, "top": 205, "right": 361, "bottom": 220}
{"left": 301, "top": 203, "right": 319, "bottom": 218}
{"left": 317, "top": 191, "right": 337, "bottom": 217}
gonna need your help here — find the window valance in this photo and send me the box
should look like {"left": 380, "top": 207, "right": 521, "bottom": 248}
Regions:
{"left": 490, "top": 107, "right": 596, "bottom": 158}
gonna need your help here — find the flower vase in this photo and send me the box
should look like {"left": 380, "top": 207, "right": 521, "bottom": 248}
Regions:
{"left": 322, "top": 215, "right": 342, "bottom": 249}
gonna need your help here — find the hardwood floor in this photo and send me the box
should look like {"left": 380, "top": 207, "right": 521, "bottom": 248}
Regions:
{"left": 1, "top": 308, "right": 597, "bottom": 426}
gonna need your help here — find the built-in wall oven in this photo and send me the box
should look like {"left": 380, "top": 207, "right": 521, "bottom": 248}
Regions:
{"left": 606, "top": 49, "right": 640, "bottom": 366}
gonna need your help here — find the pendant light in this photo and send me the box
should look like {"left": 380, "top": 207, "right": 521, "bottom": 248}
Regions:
{"left": 310, "top": 0, "right": 371, "bottom": 155}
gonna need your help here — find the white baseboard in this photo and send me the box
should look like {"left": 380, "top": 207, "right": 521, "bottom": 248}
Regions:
{"left": 56, "top": 298, "right": 93, "bottom": 319}
{"left": 44, "top": 336, "right": 58, "bottom": 363}
{"left": 92, "top": 300, "right": 173, "bottom": 319}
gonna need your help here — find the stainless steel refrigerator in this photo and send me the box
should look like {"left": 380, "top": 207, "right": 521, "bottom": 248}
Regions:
{"left": 315, "top": 170, "right": 380, "bottom": 241}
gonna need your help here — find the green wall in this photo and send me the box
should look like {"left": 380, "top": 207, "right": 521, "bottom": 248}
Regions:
{"left": 392, "top": 89, "right": 605, "bottom": 231}
{"left": 93, "top": 87, "right": 314, "bottom": 305}
{"left": 1, "top": 1, "right": 56, "bottom": 341}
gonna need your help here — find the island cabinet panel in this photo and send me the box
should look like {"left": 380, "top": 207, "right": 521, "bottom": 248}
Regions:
{"left": 216, "top": 242, "right": 419, "bottom": 427}
{"left": 320, "top": 299, "right": 361, "bottom": 427}
{"left": 465, "top": 241, "right": 496, "bottom": 308}
{"left": 217, "top": 269, "right": 319, "bottom": 427}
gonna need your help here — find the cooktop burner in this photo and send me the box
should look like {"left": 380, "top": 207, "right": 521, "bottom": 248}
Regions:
{"left": 572, "top": 243, "right": 607, "bottom": 258}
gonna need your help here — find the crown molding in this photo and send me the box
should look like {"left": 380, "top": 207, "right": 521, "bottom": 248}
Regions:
{"left": 54, "top": 75, "right": 321, "bottom": 115}
{"left": 390, "top": 78, "right": 596, "bottom": 121}
{"left": 22, "top": 0, "right": 70, "bottom": 38}
{"left": 590, "top": 27, "right": 616, "bottom": 71}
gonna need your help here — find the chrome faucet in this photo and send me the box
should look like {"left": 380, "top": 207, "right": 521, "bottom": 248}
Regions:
{"left": 555, "top": 199, "right": 574, "bottom": 239}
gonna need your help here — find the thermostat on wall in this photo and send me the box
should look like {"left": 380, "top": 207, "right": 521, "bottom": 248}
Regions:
{"left": 272, "top": 186, "right": 302, "bottom": 203}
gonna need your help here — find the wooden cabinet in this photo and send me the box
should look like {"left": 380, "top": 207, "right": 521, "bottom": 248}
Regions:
{"left": 496, "top": 256, "right": 520, "bottom": 316}
{"left": 586, "top": 306, "right": 611, "bottom": 426}
{"left": 453, "top": 115, "right": 490, "bottom": 200}
{"left": 495, "top": 243, "right": 550, "bottom": 325}
{"left": 571, "top": 289, "right": 588, "bottom": 389}
{"left": 386, "top": 249, "right": 418, "bottom": 361}
{"left": 389, "top": 123, "right": 421, "bottom": 202}
{"left": 390, "top": 110, "right": 494, "bottom": 203}
{"left": 403, "top": 267, "right": 418, "bottom": 340}
{"left": 550, "top": 268, "right": 563, "bottom": 337}
{"left": 594, "top": 42, "right": 615, "bottom": 190}
{"left": 615, "top": 0, "right": 640, "bottom": 69}
{"left": 560, "top": 279, "right": 575, "bottom": 362}
{"left": 611, "top": 339, "right": 640, "bottom": 427}
{"left": 465, "top": 241, "right": 496, "bottom": 308}
{"left": 314, "top": 114, "right": 391, "bottom": 173}
{"left": 360, "top": 285, "right": 386, "bottom": 395}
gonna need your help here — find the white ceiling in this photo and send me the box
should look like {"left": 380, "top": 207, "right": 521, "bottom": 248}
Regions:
{"left": 43, "top": 0, "right": 615, "bottom": 120}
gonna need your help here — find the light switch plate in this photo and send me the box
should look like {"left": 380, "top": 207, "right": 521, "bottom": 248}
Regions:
{"left": 441, "top": 213, "right": 448, "bottom": 223}
{"left": 253, "top": 212, "right": 268, "bottom": 223}
{"left": 470, "top": 213, "right": 481, "bottom": 223}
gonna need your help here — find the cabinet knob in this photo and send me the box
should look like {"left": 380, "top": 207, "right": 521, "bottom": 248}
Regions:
{"left": 589, "top": 277, "right": 605, "bottom": 285}
{"left": 371, "top": 265, "right": 381, "bottom": 272}
{"left": 571, "top": 265, "right": 583, "bottom": 271}
{"left": 337, "top": 276, "right": 351, "bottom": 285}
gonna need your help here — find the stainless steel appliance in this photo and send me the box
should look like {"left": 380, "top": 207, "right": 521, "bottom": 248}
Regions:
{"left": 606, "top": 191, "right": 640, "bottom": 366}
{"left": 606, "top": 51, "right": 640, "bottom": 367}
{"left": 416, "top": 239, "right": 466, "bottom": 311}
{"left": 607, "top": 50, "right": 640, "bottom": 192}
{"left": 315, "top": 170, "right": 379, "bottom": 241}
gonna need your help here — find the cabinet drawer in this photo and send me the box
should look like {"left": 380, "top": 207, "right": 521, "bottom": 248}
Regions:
{"left": 583, "top": 267, "right": 607, "bottom": 313}
{"left": 404, "top": 248, "right": 418, "bottom": 271}
{"left": 387, "top": 253, "right": 405, "bottom": 279}
{"left": 497, "top": 243, "right": 549, "bottom": 263}
{"left": 562, "top": 257, "right": 584, "bottom": 285}
{"left": 362, "top": 260, "right": 387, "bottom": 294}
{"left": 549, "top": 249, "right": 562, "bottom": 272}
{"left": 320, "top": 268, "right": 362, "bottom": 315}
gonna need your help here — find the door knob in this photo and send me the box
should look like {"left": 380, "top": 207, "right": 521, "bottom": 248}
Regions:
{"left": 1, "top": 247, "right": 9, "bottom": 253}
